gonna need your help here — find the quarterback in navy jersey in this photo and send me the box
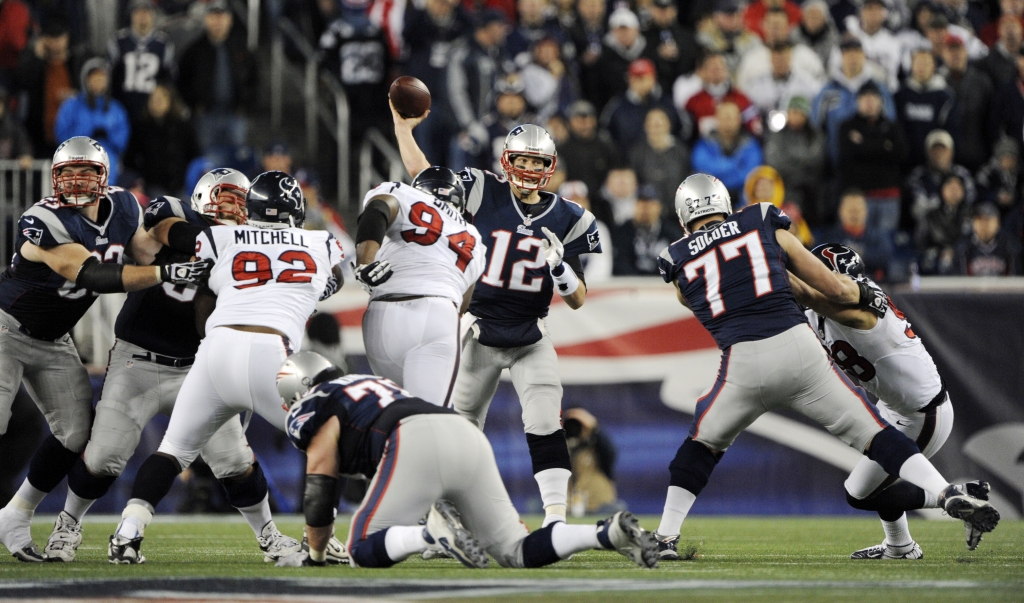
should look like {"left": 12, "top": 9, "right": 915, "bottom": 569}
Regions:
{"left": 649, "top": 173, "right": 999, "bottom": 560}
{"left": 107, "top": 0, "right": 176, "bottom": 118}
{"left": 274, "top": 352, "right": 657, "bottom": 570}
{"left": 393, "top": 104, "right": 602, "bottom": 528}
{"left": 0, "top": 137, "right": 209, "bottom": 562}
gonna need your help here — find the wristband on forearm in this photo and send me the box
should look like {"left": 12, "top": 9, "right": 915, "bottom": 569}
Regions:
{"left": 356, "top": 199, "right": 391, "bottom": 245}
{"left": 303, "top": 474, "right": 339, "bottom": 528}
{"left": 551, "top": 262, "right": 579, "bottom": 296}
{"left": 76, "top": 256, "right": 125, "bottom": 293}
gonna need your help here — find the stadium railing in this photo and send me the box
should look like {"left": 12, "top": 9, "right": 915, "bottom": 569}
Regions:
{"left": 0, "top": 160, "right": 52, "bottom": 270}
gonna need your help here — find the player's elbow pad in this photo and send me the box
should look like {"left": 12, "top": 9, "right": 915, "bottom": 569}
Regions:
{"left": 303, "top": 474, "right": 339, "bottom": 528}
{"left": 167, "top": 221, "right": 204, "bottom": 255}
{"left": 356, "top": 200, "right": 391, "bottom": 245}
{"left": 76, "top": 256, "right": 125, "bottom": 293}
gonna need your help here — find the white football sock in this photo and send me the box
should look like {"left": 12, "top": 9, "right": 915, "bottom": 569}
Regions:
{"left": 897, "top": 454, "right": 948, "bottom": 499}
{"left": 236, "top": 495, "right": 273, "bottom": 537}
{"left": 922, "top": 489, "right": 939, "bottom": 509}
{"left": 882, "top": 514, "right": 912, "bottom": 547}
{"left": 656, "top": 486, "right": 697, "bottom": 536}
{"left": 534, "top": 468, "right": 571, "bottom": 509}
{"left": 384, "top": 525, "right": 428, "bottom": 561}
{"left": 7, "top": 480, "right": 47, "bottom": 515}
{"left": 63, "top": 491, "right": 96, "bottom": 522}
{"left": 550, "top": 522, "right": 601, "bottom": 559}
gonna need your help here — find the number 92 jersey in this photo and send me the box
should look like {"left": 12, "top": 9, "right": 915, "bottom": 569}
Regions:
{"left": 362, "top": 182, "right": 486, "bottom": 305}
{"left": 658, "top": 203, "right": 807, "bottom": 350}
{"left": 196, "top": 224, "right": 345, "bottom": 346}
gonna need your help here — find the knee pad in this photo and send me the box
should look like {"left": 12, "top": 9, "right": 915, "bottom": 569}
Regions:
{"left": 219, "top": 461, "right": 267, "bottom": 509}
{"left": 27, "top": 434, "right": 80, "bottom": 493}
{"left": 67, "top": 458, "right": 117, "bottom": 500}
{"left": 668, "top": 437, "right": 722, "bottom": 496}
{"left": 206, "top": 447, "right": 254, "bottom": 480}
{"left": 525, "top": 430, "right": 572, "bottom": 474}
{"left": 866, "top": 426, "right": 921, "bottom": 477}
{"left": 349, "top": 530, "right": 396, "bottom": 568}
{"left": 521, "top": 386, "right": 563, "bottom": 435}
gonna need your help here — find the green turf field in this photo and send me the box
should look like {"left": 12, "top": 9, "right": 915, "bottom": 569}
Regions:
{"left": 1, "top": 516, "right": 1021, "bottom": 601}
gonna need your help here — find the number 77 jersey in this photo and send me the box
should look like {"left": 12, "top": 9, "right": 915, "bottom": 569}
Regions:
{"left": 658, "top": 203, "right": 808, "bottom": 350}
{"left": 363, "top": 182, "right": 486, "bottom": 305}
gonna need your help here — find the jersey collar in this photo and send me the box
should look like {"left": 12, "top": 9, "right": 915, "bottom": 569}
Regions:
{"left": 79, "top": 195, "right": 114, "bottom": 236}
{"left": 510, "top": 190, "right": 558, "bottom": 226}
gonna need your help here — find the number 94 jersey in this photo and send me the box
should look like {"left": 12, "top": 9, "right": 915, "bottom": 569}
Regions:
{"left": 363, "top": 182, "right": 486, "bottom": 306}
{"left": 196, "top": 225, "right": 345, "bottom": 346}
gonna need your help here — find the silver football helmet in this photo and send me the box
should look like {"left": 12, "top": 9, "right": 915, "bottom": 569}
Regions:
{"left": 675, "top": 173, "right": 733, "bottom": 233}
{"left": 191, "top": 168, "right": 251, "bottom": 224}
{"left": 277, "top": 351, "right": 345, "bottom": 409}
{"left": 51, "top": 137, "right": 110, "bottom": 207}
{"left": 500, "top": 124, "right": 558, "bottom": 191}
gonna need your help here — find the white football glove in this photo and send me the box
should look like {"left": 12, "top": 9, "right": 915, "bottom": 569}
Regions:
{"left": 355, "top": 260, "right": 393, "bottom": 294}
{"left": 540, "top": 227, "right": 564, "bottom": 270}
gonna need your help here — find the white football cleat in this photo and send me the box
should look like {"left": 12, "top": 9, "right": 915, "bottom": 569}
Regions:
{"left": 956, "top": 481, "right": 991, "bottom": 551}
{"left": 0, "top": 506, "right": 44, "bottom": 562}
{"left": 44, "top": 511, "right": 83, "bottom": 562}
{"left": 850, "top": 541, "right": 923, "bottom": 560}
{"left": 301, "top": 529, "right": 350, "bottom": 565}
{"left": 108, "top": 534, "right": 146, "bottom": 564}
{"left": 423, "top": 500, "right": 489, "bottom": 568}
{"left": 598, "top": 511, "right": 659, "bottom": 569}
{"left": 258, "top": 521, "right": 301, "bottom": 562}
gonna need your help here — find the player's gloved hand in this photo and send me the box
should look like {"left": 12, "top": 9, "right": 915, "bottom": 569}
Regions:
{"left": 854, "top": 276, "right": 887, "bottom": 317}
{"left": 355, "top": 260, "right": 393, "bottom": 293}
{"left": 160, "top": 258, "right": 213, "bottom": 286}
{"left": 319, "top": 276, "right": 340, "bottom": 301}
{"left": 274, "top": 550, "right": 327, "bottom": 567}
{"left": 540, "top": 227, "right": 565, "bottom": 270}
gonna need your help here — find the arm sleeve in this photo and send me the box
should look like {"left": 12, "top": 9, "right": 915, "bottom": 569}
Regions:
{"left": 356, "top": 199, "right": 392, "bottom": 245}
{"left": 564, "top": 255, "right": 586, "bottom": 286}
{"left": 143, "top": 196, "right": 190, "bottom": 229}
{"left": 561, "top": 208, "right": 603, "bottom": 256}
{"left": 326, "top": 233, "right": 346, "bottom": 267}
{"left": 657, "top": 246, "right": 678, "bottom": 283}
{"left": 760, "top": 202, "right": 793, "bottom": 231}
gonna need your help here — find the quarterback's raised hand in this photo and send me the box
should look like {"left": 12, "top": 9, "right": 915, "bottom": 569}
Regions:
{"left": 540, "top": 227, "right": 565, "bottom": 270}
{"left": 159, "top": 258, "right": 212, "bottom": 286}
{"left": 854, "top": 277, "right": 887, "bottom": 318}
{"left": 355, "top": 260, "right": 393, "bottom": 293}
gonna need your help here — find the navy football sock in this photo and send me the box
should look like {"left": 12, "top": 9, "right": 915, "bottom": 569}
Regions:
{"left": 350, "top": 529, "right": 397, "bottom": 568}
{"left": 668, "top": 437, "right": 722, "bottom": 495}
{"left": 67, "top": 458, "right": 117, "bottom": 500}
{"left": 846, "top": 481, "right": 926, "bottom": 519}
{"left": 27, "top": 435, "right": 80, "bottom": 493}
{"left": 130, "top": 453, "right": 182, "bottom": 509}
{"left": 521, "top": 524, "right": 561, "bottom": 567}
{"left": 526, "top": 430, "right": 572, "bottom": 473}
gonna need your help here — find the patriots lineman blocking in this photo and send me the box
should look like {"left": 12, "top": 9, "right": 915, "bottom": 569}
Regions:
{"left": 652, "top": 174, "right": 999, "bottom": 560}
{"left": 0, "top": 137, "right": 209, "bottom": 561}
{"left": 273, "top": 352, "right": 657, "bottom": 570}
{"left": 394, "top": 106, "right": 602, "bottom": 527}
{"left": 108, "top": 171, "right": 345, "bottom": 564}
{"left": 354, "top": 168, "right": 486, "bottom": 405}
{"left": 793, "top": 244, "right": 986, "bottom": 558}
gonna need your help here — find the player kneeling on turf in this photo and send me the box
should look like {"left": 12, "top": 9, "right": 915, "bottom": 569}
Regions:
{"left": 274, "top": 352, "right": 659, "bottom": 569}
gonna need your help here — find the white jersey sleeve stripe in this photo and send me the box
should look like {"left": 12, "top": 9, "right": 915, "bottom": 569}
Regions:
{"left": 562, "top": 209, "right": 596, "bottom": 248}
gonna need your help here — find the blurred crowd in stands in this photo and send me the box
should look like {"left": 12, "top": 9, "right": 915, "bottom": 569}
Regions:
{"left": 1, "top": 0, "right": 1023, "bottom": 280}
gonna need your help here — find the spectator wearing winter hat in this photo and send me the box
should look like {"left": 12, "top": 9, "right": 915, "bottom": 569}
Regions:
{"left": 691, "top": 100, "right": 764, "bottom": 201}
{"left": 764, "top": 95, "right": 827, "bottom": 225}
{"left": 939, "top": 32, "right": 995, "bottom": 172}
{"left": 793, "top": 0, "right": 839, "bottom": 70}
{"left": 976, "top": 137, "right": 1021, "bottom": 216}
{"left": 628, "top": 106, "right": 689, "bottom": 211}
{"left": 895, "top": 45, "right": 957, "bottom": 170}
{"left": 601, "top": 57, "right": 681, "bottom": 152}
{"left": 611, "top": 183, "right": 683, "bottom": 276}
{"left": 955, "top": 202, "right": 1020, "bottom": 275}
{"left": 585, "top": 7, "right": 646, "bottom": 112}
{"left": 905, "top": 129, "right": 977, "bottom": 227}
{"left": 54, "top": 58, "right": 130, "bottom": 185}
{"left": 643, "top": 0, "right": 700, "bottom": 93}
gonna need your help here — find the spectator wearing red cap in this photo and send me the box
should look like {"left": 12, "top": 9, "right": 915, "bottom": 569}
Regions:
{"left": 938, "top": 31, "right": 995, "bottom": 171}
{"left": 680, "top": 50, "right": 762, "bottom": 141}
{"left": 601, "top": 57, "right": 682, "bottom": 151}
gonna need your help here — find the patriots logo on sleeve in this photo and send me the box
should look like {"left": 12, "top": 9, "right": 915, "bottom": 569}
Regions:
{"left": 587, "top": 230, "right": 600, "bottom": 251}
{"left": 287, "top": 411, "right": 316, "bottom": 440}
{"left": 146, "top": 201, "right": 166, "bottom": 215}
{"left": 22, "top": 227, "right": 43, "bottom": 246}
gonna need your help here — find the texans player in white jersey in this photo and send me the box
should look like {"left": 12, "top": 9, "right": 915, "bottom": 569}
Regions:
{"left": 393, "top": 104, "right": 602, "bottom": 528}
{"left": 108, "top": 171, "right": 346, "bottom": 564}
{"left": 0, "top": 137, "right": 209, "bottom": 562}
{"left": 354, "top": 168, "right": 486, "bottom": 406}
{"left": 792, "top": 244, "right": 989, "bottom": 558}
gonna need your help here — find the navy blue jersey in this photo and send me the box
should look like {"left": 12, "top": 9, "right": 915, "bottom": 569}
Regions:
{"left": 459, "top": 167, "right": 602, "bottom": 348}
{"left": 657, "top": 203, "right": 807, "bottom": 350}
{"left": 0, "top": 189, "right": 142, "bottom": 340}
{"left": 114, "top": 196, "right": 209, "bottom": 358}
{"left": 107, "top": 28, "right": 175, "bottom": 117}
{"left": 285, "top": 375, "right": 453, "bottom": 478}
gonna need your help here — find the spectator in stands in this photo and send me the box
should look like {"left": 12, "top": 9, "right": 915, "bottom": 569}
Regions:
{"left": 956, "top": 202, "right": 1020, "bottom": 275}
{"left": 177, "top": 0, "right": 258, "bottom": 150}
{"left": 764, "top": 96, "right": 826, "bottom": 225}
{"left": 448, "top": 9, "right": 509, "bottom": 168}
{"left": 0, "top": 0, "right": 31, "bottom": 88}
{"left": 564, "top": 407, "right": 623, "bottom": 516}
{"left": 832, "top": 0, "right": 902, "bottom": 90}
{"left": 567, "top": 0, "right": 605, "bottom": 92}
{"left": 457, "top": 75, "right": 533, "bottom": 172}
{"left": 743, "top": 40, "right": 825, "bottom": 114}
{"left": 601, "top": 58, "right": 679, "bottom": 152}
{"left": 260, "top": 140, "right": 293, "bottom": 174}
{"left": 599, "top": 166, "right": 638, "bottom": 226}
{"left": 611, "top": 183, "right": 683, "bottom": 276}
{"left": 123, "top": 82, "right": 199, "bottom": 197}
{"left": 698, "top": 0, "right": 761, "bottom": 75}
{"left": 507, "top": 0, "right": 573, "bottom": 68}
{"left": 0, "top": 86, "right": 32, "bottom": 167}
{"left": 838, "top": 80, "right": 906, "bottom": 237}
{"left": 559, "top": 99, "right": 618, "bottom": 211}
{"left": 628, "top": 106, "right": 689, "bottom": 210}
{"left": 692, "top": 100, "right": 764, "bottom": 200}
{"left": 107, "top": 0, "right": 175, "bottom": 121}
{"left": 989, "top": 44, "right": 1024, "bottom": 158}
{"left": 559, "top": 180, "right": 613, "bottom": 283}
{"left": 976, "top": 137, "right": 1021, "bottom": 215}
{"left": 586, "top": 8, "right": 646, "bottom": 112}
{"left": 905, "top": 129, "right": 977, "bottom": 226}
{"left": 682, "top": 51, "right": 762, "bottom": 141}
{"left": 402, "top": 0, "right": 472, "bottom": 168}
{"left": 55, "top": 59, "right": 130, "bottom": 185}
{"left": 742, "top": 165, "right": 815, "bottom": 245}
{"left": 744, "top": 0, "right": 802, "bottom": 40}
{"left": 821, "top": 188, "right": 893, "bottom": 279}
{"left": 916, "top": 173, "right": 972, "bottom": 274}
{"left": 737, "top": 8, "right": 826, "bottom": 98}
{"left": 643, "top": 0, "right": 699, "bottom": 93}
{"left": 895, "top": 45, "right": 957, "bottom": 170}
{"left": 979, "top": 0, "right": 1024, "bottom": 47}
{"left": 520, "top": 36, "right": 577, "bottom": 123}
{"left": 14, "top": 18, "right": 81, "bottom": 158}
{"left": 282, "top": 0, "right": 341, "bottom": 52}
{"left": 978, "top": 14, "right": 1023, "bottom": 86}
{"left": 940, "top": 32, "right": 995, "bottom": 172}
{"left": 813, "top": 35, "right": 894, "bottom": 166}
{"left": 793, "top": 0, "right": 838, "bottom": 69}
